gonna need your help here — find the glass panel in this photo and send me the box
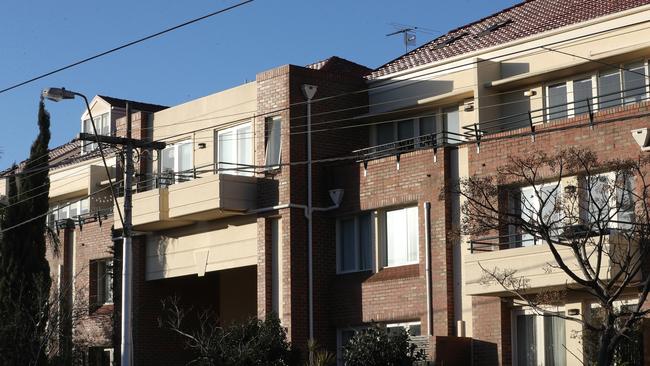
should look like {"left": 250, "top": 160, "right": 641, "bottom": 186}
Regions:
{"left": 339, "top": 218, "right": 356, "bottom": 272}
{"left": 397, "top": 119, "right": 414, "bottom": 141}
{"left": 623, "top": 63, "right": 646, "bottom": 105}
{"left": 573, "top": 78, "right": 593, "bottom": 116}
{"left": 177, "top": 142, "right": 193, "bottom": 182}
{"left": 377, "top": 123, "right": 394, "bottom": 145}
{"left": 100, "top": 114, "right": 110, "bottom": 136}
{"left": 617, "top": 175, "right": 635, "bottom": 230}
{"left": 544, "top": 315, "right": 566, "bottom": 366}
{"left": 59, "top": 205, "right": 69, "bottom": 220}
{"left": 443, "top": 107, "right": 460, "bottom": 144}
{"left": 359, "top": 213, "right": 372, "bottom": 270}
{"left": 265, "top": 117, "right": 282, "bottom": 167}
{"left": 238, "top": 124, "right": 253, "bottom": 175}
{"left": 588, "top": 175, "right": 612, "bottom": 225}
{"left": 419, "top": 116, "right": 436, "bottom": 136}
{"left": 69, "top": 201, "right": 78, "bottom": 218}
{"left": 598, "top": 70, "right": 622, "bottom": 109}
{"left": 80, "top": 198, "right": 90, "bottom": 214}
{"left": 386, "top": 209, "right": 407, "bottom": 266}
{"left": 516, "top": 314, "right": 537, "bottom": 366}
{"left": 218, "top": 130, "right": 235, "bottom": 171}
{"left": 519, "top": 186, "right": 537, "bottom": 247}
{"left": 539, "top": 184, "right": 561, "bottom": 237}
{"left": 548, "top": 83, "right": 568, "bottom": 120}
{"left": 406, "top": 206, "right": 419, "bottom": 262}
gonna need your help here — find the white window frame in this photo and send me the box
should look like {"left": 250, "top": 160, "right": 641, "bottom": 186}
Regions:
{"left": 160, "top": 139, "right": 193, "bottom": 185}
{"left": 336, "top": 213, "right": 374, "bottom": 274}
{"left": 381, "top": 205, "right": 420, "bottom": 268}
{"left": 216, "top": 122, "right": 253, "bottom": 176}
{"left": 544, "top": 60, "right": 650, "bottom": 122}
{"left": 386, "top": 321, "right": 422, "bottom": 337}
{"left": 370, "top": 106, "right": 461, "bottom": 147}
{"left": 512, "top": 182, "right": 562, "bottom": 248}
{"left": 511, "top": 307, "right": 566, "bottom": 366}
{"left": 583, "top": 171, "right": 635, "bottom": 230}
{"left": 81, "top": 112, "right": 111, "bottom": 154}
{"left": 47, "top": 197, "right": 91, "bottom": 226}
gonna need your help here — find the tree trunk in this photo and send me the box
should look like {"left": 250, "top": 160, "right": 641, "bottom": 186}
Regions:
{"left": 596, "top": 314, "right": 616, "bottom": 366}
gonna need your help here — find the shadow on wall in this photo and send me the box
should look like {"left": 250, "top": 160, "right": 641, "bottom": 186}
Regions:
{"left": 471, "top": 339, "right": 499, "bottom": 366}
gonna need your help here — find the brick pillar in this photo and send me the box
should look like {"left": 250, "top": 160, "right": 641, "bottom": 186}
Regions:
{"left": 472, "top": 296, "right": 512, "bottom": 366}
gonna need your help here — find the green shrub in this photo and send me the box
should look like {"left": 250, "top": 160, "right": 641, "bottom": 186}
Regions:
{"left": 343, "top": 325, "right": 426, "bottom": 366}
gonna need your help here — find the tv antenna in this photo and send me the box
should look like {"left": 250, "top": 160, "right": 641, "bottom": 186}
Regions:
{"left": 386, "top": 23, "right": 440, "bottom": 53}
{"left": 386, "top": 27, "right": 417, "bottom": 53}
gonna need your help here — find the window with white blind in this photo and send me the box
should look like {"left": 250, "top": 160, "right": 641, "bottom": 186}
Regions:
{"left": 216, "top": 123, "right": 253, "bottom": 176}
{"left": 383, "top": 206, "right": 419, "bottom": 267}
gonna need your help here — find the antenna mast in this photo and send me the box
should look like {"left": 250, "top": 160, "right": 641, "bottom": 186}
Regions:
{"left": 386, "top": 27, "right": 417, "bottom": 53}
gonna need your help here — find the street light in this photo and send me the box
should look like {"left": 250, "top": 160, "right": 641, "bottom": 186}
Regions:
{"left": 42, "top": 87, "right": 132, "bottom": 366}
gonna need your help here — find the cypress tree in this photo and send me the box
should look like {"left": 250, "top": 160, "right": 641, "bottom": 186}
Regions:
{"left": 0, "top": 100, "right": 53, "bottom": 365}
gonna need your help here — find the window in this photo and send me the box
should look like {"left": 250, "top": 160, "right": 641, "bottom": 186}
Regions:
{"left": 584, "top": 172, "right": 635, "bottom": 230}
{"left": 513, "top": 309, "right": 566, "bottom": 366}
{"left": 160, "top": 140, "right": 193, "bottom": 185}
{"left": 47, "top": 197, "right": 91, "bottom": 227}
{"left": 547, "top": 83, "right": 568, "bottom": 120}
{"left": 573, "top": 78, "right": 593, "bottom": 116}
{"left": 265, "top": 116, "right": 282, "bottom": 169}
{"left": 512, "top": 184, "right": 562, "bottom": 247}
{"left": 82, "top": 113, "right": 110, "bottom": 153}
{"left": 598, "top": 70, "right": 623, "bottom": 109}
{"left": 337, "top": 213, "right": 373, "bottom": 273}
{"left": 623, "top": 63, "right": 647, "bottom": 105}
{"left": 372, "top": 108, "right": 458, "bottom": 148}
{"left": 93, "top": 259, "right": 113, "bottom": 306}
{"left": 386, "top": 321, "right": 422, "bottom": 337}
{"left": 217, "top": 123, "right": 253, "bottom": 176}
{"left": 88, "top": 347, "right": 114, "bottom": 366}
{"left": 384, "top": 206, "right": 419, "bottom": 267}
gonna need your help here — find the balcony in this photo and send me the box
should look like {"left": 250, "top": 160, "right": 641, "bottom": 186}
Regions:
{"left": 464, "top": 231, "right": 640, "bottom": 296}
{"left": 114, "top": 173, "right": 257, "bottom": 231}
{"left": 352, "top": 131, "right": 464, "bottom": 162}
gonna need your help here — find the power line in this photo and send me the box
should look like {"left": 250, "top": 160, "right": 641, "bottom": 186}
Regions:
{"left": 0, "top": 0, "right": 254, "bottom": 95}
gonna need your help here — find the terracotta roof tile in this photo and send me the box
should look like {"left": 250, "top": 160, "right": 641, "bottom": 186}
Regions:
{"left": 369, "top": 0, "right": 650, "bottom": 79}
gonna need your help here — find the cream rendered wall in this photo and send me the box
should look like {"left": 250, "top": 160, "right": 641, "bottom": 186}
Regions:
{"left": 145, "top": 215, "right": 257, "bottom": 280}
{"left": 49, "top": 157, "right": 116, "bottom": 204}
{"left": 151, "top": 82, "right": 257, "bottom": 176}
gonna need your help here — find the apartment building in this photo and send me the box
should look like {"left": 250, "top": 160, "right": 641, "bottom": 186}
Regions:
{"left": 3, "top": 0, "right": 650, "bottom": 365}
{"left": 358, "top": 0, "right": 650, "bottom": 365}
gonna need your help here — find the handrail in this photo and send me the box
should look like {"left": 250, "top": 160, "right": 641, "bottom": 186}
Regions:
{"left": 352, "top": 131, "right": 465, "bottom": 162}
{"left": 462, "top": 83, "right": 650, "bottom": 140}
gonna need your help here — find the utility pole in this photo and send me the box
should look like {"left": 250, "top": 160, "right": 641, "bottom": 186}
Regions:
{"left": 78, "top": 112, "right": 165, "bottom": 366}
{"left": 121, "top": 103, "right": 134, "bottom": 366}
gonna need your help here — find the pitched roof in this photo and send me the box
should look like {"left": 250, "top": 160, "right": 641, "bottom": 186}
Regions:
{"left": 369, "top": 0, "right": 650, "bottom": 79}
{"left": 0, "top": 139, "right": 118, "bottom": 177}
{"left": 97, "top": 95, "right": 168, "bottom": 113}
{"left": 305, "top": 56, "right": 372, "bottom": 77}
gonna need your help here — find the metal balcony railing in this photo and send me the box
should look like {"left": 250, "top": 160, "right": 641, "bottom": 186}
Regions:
{"left": 462, "top": 84, "right": 650, "bottom": 141}
{"left": 352, "top": 131, "right": 466, "bottom": 162}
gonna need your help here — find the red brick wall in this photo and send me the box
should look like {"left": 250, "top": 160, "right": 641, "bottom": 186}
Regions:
{"left": 255, "top": 61, "right": 370, "bottom": 355}
{"left": 327, "top": 147, "right": 456, "bottom": 357}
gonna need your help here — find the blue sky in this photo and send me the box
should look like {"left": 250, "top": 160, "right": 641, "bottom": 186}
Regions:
{"left": 0, "top": 0, "right": 519, "bottom": 169}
